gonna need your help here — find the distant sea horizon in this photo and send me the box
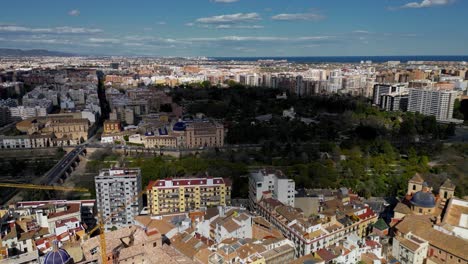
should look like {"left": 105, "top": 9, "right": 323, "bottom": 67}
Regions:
{"left": 211, "top": 55, "right": 468, "bottom": 63}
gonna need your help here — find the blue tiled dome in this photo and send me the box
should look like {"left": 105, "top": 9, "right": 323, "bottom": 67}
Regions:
{"left": 44, "top": 248, "right": 72, "bottom": 264}
{"left": 410, "top": 191, "right": 436, "bottom": 208}
{"left": 173, "top": 122, "right": 186, "bottom": 131}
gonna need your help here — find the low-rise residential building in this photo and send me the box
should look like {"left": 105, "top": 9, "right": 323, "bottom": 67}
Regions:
{"left": 207, "top": 237, "right": 295, "bottom": 264}
{"left": 0, "top": 200, "right": 96, "bottom": 262}
{"left": 81, "top": 224, "right": 196, "bottom": 264}
{"left": 147, "top": 176, "right": 232, "bottom": 215}
{"left": 393, "top": 214, "right": 468, "bottom": 264}
{"left": 9, "top": 104, "right": 52, "bottom": 120}
{"left": 256, "top": 188, "right": 378, "bottom": 257}
{"left": 249, "top": 169, "right": 295, "bottom": 211}
{"left": 392, "top": 233, "right": 429, "bottom": 264}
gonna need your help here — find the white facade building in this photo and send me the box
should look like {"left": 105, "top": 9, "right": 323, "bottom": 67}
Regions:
{"left": 392, "top": 233, "right": 428, "bottom": 264}
{"left": 95, "top": 168, "right": 142, "bottom": 231}
{"left": 407, "top": 89, "right": 458, "bottom": 121}
{"left": 9, "top": 105, "right": 50, "bottom": 120}
{"left": 249, "top": 169, "right": 295, "bottom": 211}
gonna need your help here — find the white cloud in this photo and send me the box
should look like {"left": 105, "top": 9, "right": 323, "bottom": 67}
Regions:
{"left": 185, "top": 35, "right": 331, "bottom": 42}
{"left": 55, "top": 27, "right": 102, "bottom": 34}
{"left": 88, "top": 38, "right": 120, "bottom": 44}
{"left": 0, "top": 25, "right": 102, "bottom": 34}
{"left": 215, "top": 25, "right": 264, "bottom": 29}
{"left": 401, "top": 0, "right": 452, "bottom": 8}
{"left": 68, "top": 10, "right": 80, "bottom": 16}
{"left": 271, "top": 13, "right": 324, "bottom": 21}
{"left": 302, "top": 44, "right": 321, "bottom": 48}
{"left": 196, "top": 13, "right": 260, "bottom": 24}
{"left": 157, "top": 21, "right": 166, "bottom": 25}
{"left": 211, "top": 0, "right": 239, "bottom": 3}
{"left": 353, "top": 30, "right": 371, "bottom": 34}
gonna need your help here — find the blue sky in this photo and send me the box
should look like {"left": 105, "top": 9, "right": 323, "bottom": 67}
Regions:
{"left": 0, "top": 0, "right": 466, "bottom": 56}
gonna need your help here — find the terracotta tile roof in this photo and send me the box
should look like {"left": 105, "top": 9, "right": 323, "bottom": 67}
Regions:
{"left": 37, "top": 227, "right": 50, "bottom": 236}
{"left": 365, "top": 239, "right": 381, "bottom": 248}
{"left": 204, "top": 207, "right": 219, "bottom": 220}
{"left": 171, "top": 232, "right": 209, "bottom": 259}
{"left": 221, "top": 218, "right": 241, "bottom": 233}
{"left": 316, "top": 248, "right": 337, "bottom": 262}
{"left": 236, "top": 244, "right": 259, "bottom": 260}
{"left": 441, "top": 198, "right": 468, "bottom": 227}
{"left": 253, "top": 217, "right": 271, "bottom": 228}
{"left": 325, "top": 224, "right": 342, "bottom": 233}
{"left": 275, "top": 205, "right": 302, "bottom": 222}
{"left": 2, "top": 227, "right": 17, "bottom": 240}
{"left": 396, "top": 236, "right": 422, "bottom": 252}
{"left": 220, "top": 237, "right": 238, "bottom": 245}
{"left": 306, "top": 229, "right": 325, "bottom": 240}
{"left": 195, "top": 248, "right": 211, "bottom": 263}
{"left": 357, "top": 207, "right": 376, "bottom": 220}
{"left": 361, "top": 252, "right": 386, "bottom": 264}
{"left": 262, "top": 198, "right": 283, "bottom": 208}
{"left": 393, "top": 202, "right": 411, "bottom": 214}
{"left": 395, "top": 215, "right": 468, "bottom": 260}
{"left": 134, "top": 215, "right": 175, "bottom": 235}
{"left": 18, "top": 230, "right": 36, "bottom": 241}
{"left": 289, "top": 254, "right": 324, "bottom": 264}
{"left": 81, "top": 225, "right": 196, "bottom": 263}
{"left": 48, "top": 203, "right": 80, "bottom": 219}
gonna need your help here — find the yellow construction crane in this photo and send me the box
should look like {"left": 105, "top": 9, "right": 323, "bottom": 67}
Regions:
{"left": 1, "top": 182, "right": 146, "bottom": 264}
{"left": 85, "top": 189, "right": 146, "bottom": 264}
{"left": 0, "top": 183, "right": 89, "bottom": 192}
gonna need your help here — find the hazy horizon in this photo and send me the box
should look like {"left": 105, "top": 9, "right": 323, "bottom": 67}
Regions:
{"left": 1, "top": 0, "right": 467, "bottom": 56}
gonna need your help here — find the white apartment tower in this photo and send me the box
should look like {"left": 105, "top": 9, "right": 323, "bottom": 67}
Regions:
{"left": 249, "top": 169, "right": 295, "bottom": 211}
{"left": 95, "top": 167, "right": 142, "bottom": 231}
{"left": 408, "top": 89, "right": 458, "bottom": 121}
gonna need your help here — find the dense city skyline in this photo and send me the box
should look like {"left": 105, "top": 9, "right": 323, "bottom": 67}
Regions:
{"left": 1, "top": 0, "right": 467, "bottom": 56}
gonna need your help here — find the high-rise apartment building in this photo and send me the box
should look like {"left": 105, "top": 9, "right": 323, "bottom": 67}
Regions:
{"left": 95, "top": 168, "right": 142, "bottom": 231}
{"left": 249, "top": 169, "right": 295, "bottom": 211}
{"left": 372, "top": 83, "right": 407, "bottom": 105}
{"left": 147, "top": 177, "right": 231, "bottom": 215}
{"left": 408, "top": 89, "right": 458, "bottom": 121}
{"left": 380, "top": 94, "right": 409, "bottom": 112}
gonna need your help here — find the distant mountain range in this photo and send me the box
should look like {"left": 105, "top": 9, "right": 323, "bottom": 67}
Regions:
{"left": 0, "top": 48, "right": 75, "bottom": 57}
